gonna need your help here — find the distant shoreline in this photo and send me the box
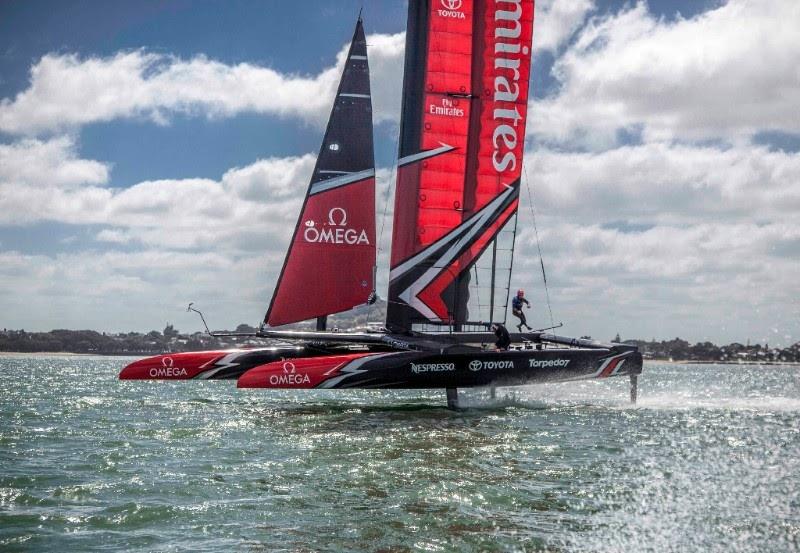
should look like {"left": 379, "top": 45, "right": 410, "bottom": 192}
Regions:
{"left": 650, "top": 359, "right": 800, "bottom": 366}
{"left": 2, "top": 351, "right": 798, "bottom": 366}
{"left": 0, "top": 351, "right": 139, "bottom": 358}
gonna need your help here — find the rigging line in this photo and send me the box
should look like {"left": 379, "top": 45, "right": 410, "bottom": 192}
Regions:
{"left": 376, "top": 164, "right": 394, "bottom": 255}
{"left": 368, "top": 116, "right": 401, "bottom": 327}
{"left": 522, "top": 164, "right": 555, "bottom": 331}
{"left": 472, "top": 264, "right": 486, "bottom": 322}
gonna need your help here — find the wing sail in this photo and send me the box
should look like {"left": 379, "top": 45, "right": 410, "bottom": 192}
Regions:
{"left": 387, "top": 0, "right": 535, "bottom": 332}
{"left": 265, "top": 19, "right": 376, "bottom": 327}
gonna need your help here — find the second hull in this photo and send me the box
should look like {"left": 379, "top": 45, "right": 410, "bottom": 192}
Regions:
{"left": 237, "top": 347, "right": 642, "bottom": 389}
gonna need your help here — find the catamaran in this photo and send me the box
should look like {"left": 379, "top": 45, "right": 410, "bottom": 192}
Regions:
{"left": 120, "top": 1, "right": 642, "bottom": 408}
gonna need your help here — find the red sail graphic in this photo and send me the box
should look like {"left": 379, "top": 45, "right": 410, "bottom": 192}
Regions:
{"left": 265, "top": 20, "right": 376, "bottom": 327}
{"left": 387, "top": 0, "right": 535, "bottom": 331}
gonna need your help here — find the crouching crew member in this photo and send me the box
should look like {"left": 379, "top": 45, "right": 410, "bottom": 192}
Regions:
{"left": 492, "top": 323, "right": 511, "bottom": 351}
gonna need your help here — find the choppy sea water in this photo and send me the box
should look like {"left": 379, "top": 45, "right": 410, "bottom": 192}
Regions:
{"left": 1, "top": 356, "right": 798, "bottom": 552}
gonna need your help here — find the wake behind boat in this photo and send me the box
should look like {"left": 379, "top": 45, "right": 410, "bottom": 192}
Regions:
{"left": 119, "top": 2, "right": 643, "bottom": 408}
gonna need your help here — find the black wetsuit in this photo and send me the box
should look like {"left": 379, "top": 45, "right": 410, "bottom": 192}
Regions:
{"left": 494, "top": 325, "right": 511, "bottom": 350}
{"left": 512, "top": 296, "right": 531, "bottom": 330}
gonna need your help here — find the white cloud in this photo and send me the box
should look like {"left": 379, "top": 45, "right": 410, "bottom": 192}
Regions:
{"left": 0, "top": 32, "right": 405, "bottom": 135}
{"left": 0, "top": 136, "right": 109, "bottom": 187}
{"left": 223, "top": 154, "right": 317, "bottom": 201}
{"left": 533, "top": 0, "right": 594, "bottom": 53}
{"left": 365, "top": 32, "right": 406, "bottom": 129}
{"left": 529, "top": 0, "right": 800, "bottom": 146}
{"left": 526, "top": 142, "right": 800, "bottom": 225}
{"left": 0, "top": 249, "right": 272, "bottom": 332}
{"left": 510, "top": 221, "right": 800, "bottom": 345}
{"left": 0, "top": 136, "right": 313, "bottom": 251}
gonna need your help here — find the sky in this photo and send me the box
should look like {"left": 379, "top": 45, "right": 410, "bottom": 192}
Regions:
{"left": 0, "top": 0, "right": 798, "bottom": 346}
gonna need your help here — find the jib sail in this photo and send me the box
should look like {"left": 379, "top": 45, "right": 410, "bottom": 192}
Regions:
{"left": 265, "top": 18, "right": 376, "bottom": 327}
{"left": 386, "top": 0, "right": 535, "bottom": 332}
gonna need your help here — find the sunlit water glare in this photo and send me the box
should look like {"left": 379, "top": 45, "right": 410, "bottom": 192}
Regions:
{"left": 1, "top": 356, "right": 798, "bottom": 552}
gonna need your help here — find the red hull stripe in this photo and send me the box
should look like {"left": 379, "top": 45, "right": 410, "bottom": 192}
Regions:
{"left": 237, "top": 353, "right": 375, "bottom": 389}
{"left": 119, "top": 351, "right": 228, "bottom": 380}
{"left": 596, "top": 356, "right": 627, "bottom": 379}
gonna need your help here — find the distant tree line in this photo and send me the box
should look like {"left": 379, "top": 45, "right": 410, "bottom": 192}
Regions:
{"left": 618, "top": 336, "right": 800, "bottom": 363}
{"left": 1, "top": 325, "right": 798, "bottom": 362}
{"left": 0, "top": 325, "right": 250, "bottom": 355}
{"left": 0, "top": 300, "right": 388, "bottom": 355}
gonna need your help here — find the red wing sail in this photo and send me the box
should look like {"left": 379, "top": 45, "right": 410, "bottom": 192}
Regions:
{"left": 387, "top": 0, "right": 535, "bottom": 331}
{"left": 265, "top": 19, "right": 376, "bottom": 327}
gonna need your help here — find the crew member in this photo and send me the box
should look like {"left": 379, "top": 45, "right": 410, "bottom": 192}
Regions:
{"left": 512, "top": 289, "right": 532, "bottom": 332}
{"left": 492, "top": 323, "right": 511, "bottom": 351}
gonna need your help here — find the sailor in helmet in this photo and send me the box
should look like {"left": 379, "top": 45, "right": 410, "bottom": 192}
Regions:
{"left": 512, "top": 289, "right": 532, "bottom": 332}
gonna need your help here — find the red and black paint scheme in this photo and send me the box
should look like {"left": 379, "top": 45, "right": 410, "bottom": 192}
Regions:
{"left": 236, "top": 345, "right": 643, "bottom": 390}
{"left": 118, "top": 9, "right": 644, "bottom": 407}
{"left": 118, "top": 344, "right": 390, "bottom": 381}
{"left": 119, "top": 346, "right": 320, "bottom": 380}
{"left": 120, "top": 331, "right": 643, "bottom": 401}
{"left": 387, "top": 0, "right": 535, "bottom": 332}
{"left": 265, "top": 18, "right": 376, "bottom": 328}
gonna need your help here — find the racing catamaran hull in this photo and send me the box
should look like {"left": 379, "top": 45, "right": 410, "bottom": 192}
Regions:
{"left": 119, "top": 345, "right": 387, "bottom": 381}
{"left": 237, "top": 347, "right": 643, "bottom": 389}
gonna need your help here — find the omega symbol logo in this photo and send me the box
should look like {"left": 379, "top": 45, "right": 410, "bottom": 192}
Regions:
{"left": 302, "top": 207, "right": 368, "bottom": 245}
{"left": 162, "top": 357, "right": 174, "bottom": 368}
{"left": 328, "top": 207, "right": 347, "bottom": 226}
{"left": 282, "top": 361, "right": 296, "bottom": 374}
{"left": 441, "top": 0, "right": 462, "bottom": 10}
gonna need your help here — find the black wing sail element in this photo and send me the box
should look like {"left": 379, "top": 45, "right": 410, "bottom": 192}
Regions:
{"left": 265, "top": 18, "right": 377, "bottom": 327}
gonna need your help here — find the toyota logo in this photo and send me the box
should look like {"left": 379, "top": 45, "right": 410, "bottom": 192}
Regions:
{"left": 441, "top": 0, "right": 462, "bottom": 10}
{"left": 469, "top": 360, "right": 482, "bottom": 371}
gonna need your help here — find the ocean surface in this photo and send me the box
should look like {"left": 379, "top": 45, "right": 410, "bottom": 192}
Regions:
{"left": 1, "top": 356, "right": 798, "bottom": 552}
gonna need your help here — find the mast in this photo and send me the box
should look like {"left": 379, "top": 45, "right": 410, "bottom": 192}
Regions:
{"left": 386, "top": 0, "right": 535, "bottom": 333}
{"left": 265, "top": 18, "right": 376, "bottom": 327}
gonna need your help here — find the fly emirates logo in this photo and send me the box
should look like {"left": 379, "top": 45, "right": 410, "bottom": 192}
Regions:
{"left": 492, "top": 0, "right": 528, "bottom": 174}
{"left": 429, "top": 97, "right": 465, "bottom": 118}
{"left": 303, "top": 207, "right": 370, "bottom": 246}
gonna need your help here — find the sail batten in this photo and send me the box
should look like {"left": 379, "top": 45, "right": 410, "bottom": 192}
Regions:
{"left": 265, "top": 19, "right": 376, "bottom": 327}
{"left": 386, "top": 0, "right": 535, "bottom": 332}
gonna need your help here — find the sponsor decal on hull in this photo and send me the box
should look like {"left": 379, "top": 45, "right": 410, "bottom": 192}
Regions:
{"left": 238, "top": 353, "right": 377, "bottom": 389}
{"left": 119, "top": 351, "right": 233, "bottom": 380}
{"left": 267, "top": 361, "right": 312, "bottom": 386}
{"left": 529, "top": 358, "right": 571, "bottom": 368}
{"left": 149, "top": 366, "right": 189, "bottom": 378}
{"left": 410, "top": 362, "right": 455, "bottom": 374}
{"left": 469, "top": 359, "right": 514, "bottom": 371}
{"left": 269, "top": 373, "right": 311, "bottom": 385}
